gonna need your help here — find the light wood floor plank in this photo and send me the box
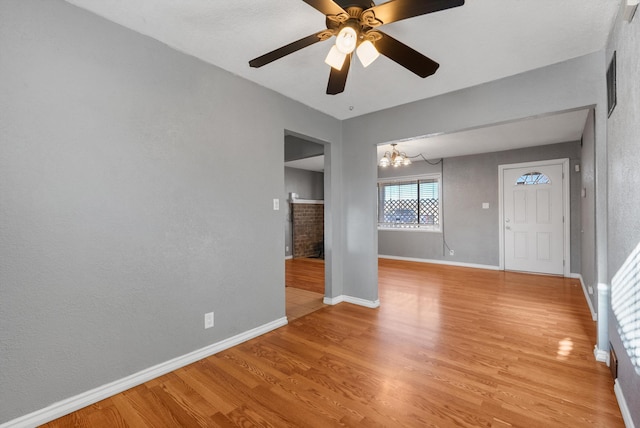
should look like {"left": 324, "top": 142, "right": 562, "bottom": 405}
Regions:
{"left": 285, "top": 258, "right": 324, "bottom": 294}
{"left": 41, "top": 259, "right": 623, "bottom": 427}
{"left": 285, "top": 257, "right": 326, "bottom": 322}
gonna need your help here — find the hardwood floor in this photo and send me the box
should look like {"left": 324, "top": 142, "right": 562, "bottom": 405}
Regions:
{"left": 285, "top": 257, "right": 326, "bottom": 322}
{"left": 285, "top": 287, "right": 325, "bottom": 322}
{"left": 42, "top": 259, "right": 623, "bottom": 427}
{"left": 285, "top": 257, "right": 325, "bottom": 294}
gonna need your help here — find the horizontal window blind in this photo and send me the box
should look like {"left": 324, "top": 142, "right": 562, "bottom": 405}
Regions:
{"left": 378, "top": 176, "right": 440, "bottom": 229}
{"left": 612, "top": 241, "right": 640, "bottom": 374}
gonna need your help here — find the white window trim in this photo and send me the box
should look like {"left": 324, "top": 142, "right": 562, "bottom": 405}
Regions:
{"left": 377, "top": 173, "right": 442, "bottom": 233}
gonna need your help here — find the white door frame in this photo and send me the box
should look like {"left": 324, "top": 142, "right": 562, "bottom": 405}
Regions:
{"left": 498, "top": 158, "right": 571, "bottom": 276}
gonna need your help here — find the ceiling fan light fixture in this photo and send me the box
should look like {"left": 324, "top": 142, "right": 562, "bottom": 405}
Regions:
{"left": 324, "top": 45, "right": 347, "bottom": 70}
{"left": 356, "top": 40, "right": 379, "bottom": 68}
{"left": 248, "top": 0, "right": 466, "bottom": 95}
{"left": 335, "top": 26, "right": 357, "bottom": 54}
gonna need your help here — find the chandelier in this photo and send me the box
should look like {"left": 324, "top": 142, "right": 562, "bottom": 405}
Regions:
{"left": 379, "top": 144, "right": 412, "bottom": 168}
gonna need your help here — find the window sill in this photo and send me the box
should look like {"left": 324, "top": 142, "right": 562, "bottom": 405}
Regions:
{"left": 378, "top": 226, "right": 441, "bottom": 233}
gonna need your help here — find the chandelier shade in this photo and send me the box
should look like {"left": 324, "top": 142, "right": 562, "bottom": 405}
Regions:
{"left": 379, "top": 144, "right": 411, "bottom": 167}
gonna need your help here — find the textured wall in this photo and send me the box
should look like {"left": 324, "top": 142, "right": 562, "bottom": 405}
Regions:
{"left": 580, "top": 109, "right": 598, "bottom": 314}
{"left": 284, "top": 167, "right": 324, "bottom": 257}
{"left": 606, "top": 6, "right": 640, "bottom": 425}
{"left": 0, "top": 0, "right": 341, "bottom": 423}
{"left": 378, "top": 142, "right": 582, "bottom": 270}
{"left": 1, "top": 0, "right": 627, "bottom": 424}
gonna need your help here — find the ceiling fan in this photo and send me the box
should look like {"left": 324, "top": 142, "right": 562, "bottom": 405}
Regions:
{"left": 249, "top": 0, "right": 465, "bottom": 95}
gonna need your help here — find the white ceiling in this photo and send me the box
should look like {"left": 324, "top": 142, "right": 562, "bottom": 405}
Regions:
{"left": 63, "top": 0, "right": 617, "bottom": 169}
{"left": 377, "top": 108, "right": 591, "bottom": 161}
{"left": 64, "top": 0, "right": 620, "bottom": 121}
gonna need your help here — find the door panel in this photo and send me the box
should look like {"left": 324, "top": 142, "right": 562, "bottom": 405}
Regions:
{"left": 503, "top": 164, "right": 564, "bottom": 275}
{"left": 514, "top": 190, "right": 527, "bottom": 223}
{"left": 536, "top": 189, "right": 551, "bottom": 223}
{"left": 514, "top": 232, "right": 528, "bottom": 259}
{"left": 537, "top": 232, "right": 551, "bottom": 260}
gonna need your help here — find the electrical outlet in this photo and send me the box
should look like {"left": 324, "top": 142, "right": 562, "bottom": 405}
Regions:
{"left": 204, "top": 312, "right": 214, "bottom": 329}
{"left": 449, "top": 249, "right": 455, "bottom": 256}
{"left": 588, "top": 286, "right": 594, "bottom": 295}
{"left": 286, "top": 246, "right": 289, "bottom": 252}
{"left": 273, "top": 198, "right": 279, "bottom": 210}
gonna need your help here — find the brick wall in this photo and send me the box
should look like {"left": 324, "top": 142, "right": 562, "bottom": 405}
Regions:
{"left": 292, "top": 203, "right": 324, "bottom": 258}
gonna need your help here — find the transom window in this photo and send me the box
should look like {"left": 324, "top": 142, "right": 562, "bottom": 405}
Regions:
{"left": 377, "top": 174, "right": 441, "bottom": 231}
{"left": 516, "top": 171, "right": 550, "bottom": 185}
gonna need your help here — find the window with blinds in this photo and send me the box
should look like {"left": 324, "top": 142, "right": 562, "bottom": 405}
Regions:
{"left": 377, "top": 175, "right": 441, "bottom": 231}
{"left": 612, "top": 241, "right": 640, "bottom": 374}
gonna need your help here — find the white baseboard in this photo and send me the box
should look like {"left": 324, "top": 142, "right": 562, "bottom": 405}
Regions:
{"left": 323, "top": 295, "right": 343, "bottom": 305}
{"left": 1, "top": 317, "right": 288, "bottom": 428}
{"left": 378, "top": 254, "right": 500, "bottom": 271}
{"left": 569, "top": 273, "right": 597, "bottom": 321}
{"left": 614, "top": 379, "right": 636, "bottom": 428}
{"left": 323, "top": 295, "right": 380, "bottom": 308}
{"left": 285, "top": 255, "right": 293, "bottom": 260}
{"left": 594, "top": 345, "right": 610, "bottom": 365}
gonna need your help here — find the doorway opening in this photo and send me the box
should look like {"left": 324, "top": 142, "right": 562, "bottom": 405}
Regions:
{"left": 283, "top": 133, "right": 327, "bottom": 320}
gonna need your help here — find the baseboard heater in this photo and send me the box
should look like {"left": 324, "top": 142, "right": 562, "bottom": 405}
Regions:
{"left": 610, "top": 344, "right": 618, "bottom": 380}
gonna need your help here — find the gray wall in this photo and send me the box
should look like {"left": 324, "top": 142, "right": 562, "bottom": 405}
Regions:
{"left": 0, "top": 0, "right": 342, "bottom": 423}
{"left": 378, "top": 142, "right": 582, "bottom": 270}
{"left": 580, "top": 109, "right": 598, "bottom": 314}
{"left": 1, "top": 0, "right": 628, "bottom": 424}
{"left": 342, "top": 51, "right": 607, "bottom": 303}
{"left": 284, "top": 136, "right": 324, "bottom": 162}
{"left": 606, "top": 6, "right": 640, "bottom": 425}
{"left": 284, "top": 167, "right": 324, "bottom": 257}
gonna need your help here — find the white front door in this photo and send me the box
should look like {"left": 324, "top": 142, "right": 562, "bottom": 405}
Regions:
{"left": 502, "top": 161, "right": 566, "bottom": 275}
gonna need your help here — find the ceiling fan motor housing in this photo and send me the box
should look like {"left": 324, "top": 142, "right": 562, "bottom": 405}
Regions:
{"left": 335, "top": 0, "right": 375, "bottom": 9}
{"left": 325, "top": 4, "right": 380, "bottom": 47}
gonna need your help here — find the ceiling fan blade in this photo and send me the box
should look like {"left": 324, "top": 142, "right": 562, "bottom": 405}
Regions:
{"left": 326, "top": 54, "right": 351, "bottom": 95}
{"left": 366, "top": 0, "right": 464, "bottom": 25}
{"left": 249, "top": 31, "right": 327, "bottom": 68}
{"left": 376, "top": 31, "right": 439, "bottom": 78}
{"left": 301, "top": 0, "right": 347, "bottom": 17}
